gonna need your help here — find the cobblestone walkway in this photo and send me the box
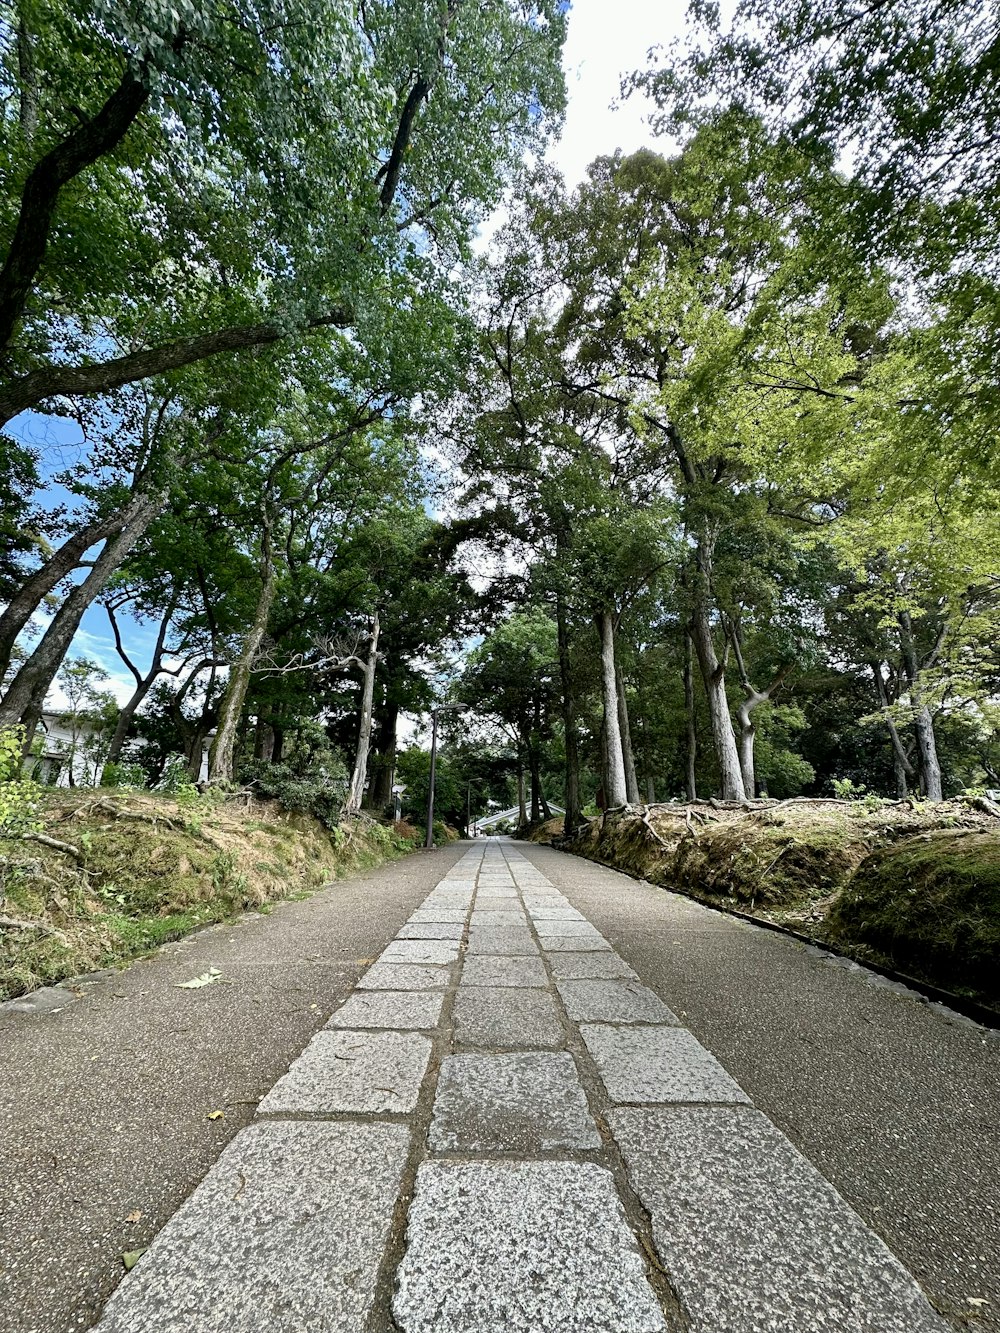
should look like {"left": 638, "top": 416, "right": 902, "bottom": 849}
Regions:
{"left": 92, "top": 842, "right": 951, "bottom": 1333}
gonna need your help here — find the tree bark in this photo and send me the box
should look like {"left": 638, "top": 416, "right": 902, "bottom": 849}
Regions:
{"left": 556, "top": 599, "right": 581, "bottom": 836}
{"left": 616, "top": 660, "right": 641, "bottom": 803}
{"left": 370, "top": 696, "right": 399, "bottom": 810}
{"left": 208, "top": 547, "right": 276, "bottom": 785}
{"left": 0, "top": 497, "right": 150, "bottom": 680}
{"left": 897, "top": 611, "right": 943, "bottom": 801}
{"left": 527, "top": 733, "right": 542, "bottom": 824}
{"left": 0, "top": 493, "right": 162, "bottom": 735}
{"left": 0, "top": 63, "right": 150, "bottom": 355}
{"left": 914, "top": 705, "right": 943, "bottom": 801}
{"left": 0, "top": 313, "right": 351, "bottom": 426}
{"left": 689, "top": 602, "right": 745, "bottom": 802}
{"left": 517, "top": 764, "right": 527, "bottom": 827}
{"left": 598, "top": 608, "right": 628, "bottom": 807}
{"left": 343, "top": 612, "right": 380, "bottom": 815}
{"left": 683, "top": 628, "right": 698, "bottom": 801}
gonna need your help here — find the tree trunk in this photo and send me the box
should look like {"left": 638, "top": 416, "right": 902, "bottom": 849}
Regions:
{"left": 735, "top": 698, "right": 757, "bottom": 798}
{"left": 253, "top": 718, "right": 275, "bottom": 762}
{"left": 892, "top": 749, "right": 909, "bottom": 800}
{"left": 208, "top": 554, "right": 276, "bottom": 785}
{"left": 897, "top": 612, "right": 943, "bottom": 802}
{"left": 914, "top": 705, "right": 943, "bottom": 801}
{"left": 517, "top": 764, "right": 527, "bottom": 827}
{"left": 528, "top": 736, "right": 542, "bottom": 824}
{"left": 0, "top": 492, "right": 162, "bottom": 736}
{"left": 343, "top": 612, "right": 380, "bottom": 815}
{"left": 683, "top": 629, "right": 698, "bottom": 801}
{"left": 616, "top": 660, "right": 641, "bottom": 803}
{"left": 0, "top": 62, "right": 150, "bottom": 355}
{"left": 556, "top": 599, "right": 582, "bottom": 836}
{"left": 0, "top": 496, "right": 151, "bottom": 680}
{"left": 598, "top": 608, "right": 628, "bottom": 807}
{"left": 871, "top": 662, "right": 915, "bottom": 798}
{"left": 689, "top": 603, "right": 745, "bottom": 802}
{"left": 370, "top": 697, "right": 399, "bottom": 810}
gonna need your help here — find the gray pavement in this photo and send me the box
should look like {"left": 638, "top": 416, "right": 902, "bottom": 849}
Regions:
{"left": 0, "top": 844, "right": 467, "bottom": 1333}
{"left": 4, "top": 839, "right": 996, "bottom": 1331}
{"left": 519, "top": 841, "right": 1000, "bottom": 1331}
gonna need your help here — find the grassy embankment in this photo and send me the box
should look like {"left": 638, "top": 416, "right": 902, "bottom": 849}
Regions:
{"left": 0, "top": 790, "right": 423, "bottom": 1001}
{"left": 531, "top": 800, "right": 1000, "bottom": 1012}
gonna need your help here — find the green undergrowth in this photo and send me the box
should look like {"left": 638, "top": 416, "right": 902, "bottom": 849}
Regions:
{"left": 0, "top": 791, "right": 419, "bottom": 1001}
{"left": 560, "top": 801, "right": 1000, "bottom": 1011}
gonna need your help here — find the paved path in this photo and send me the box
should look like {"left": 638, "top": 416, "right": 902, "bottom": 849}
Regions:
{"left": 82, "top": 841, "right": 965, "bottom": 1333}
{"left": 0, "top": 843, "right": 467, "bottom": 1333}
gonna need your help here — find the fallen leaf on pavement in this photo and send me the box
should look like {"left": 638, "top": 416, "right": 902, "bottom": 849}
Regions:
{"left": 207, "top": 1110, "right": 224, "bottom": 1121}
{"left": 124, "top": 1210, "right": 142, "bottom": 1223}
{"left": 122, "top": 1249, "right": 147, "bottom": 1271}
{"left": 176, "top": 968, "right": 227, "bottom": 989}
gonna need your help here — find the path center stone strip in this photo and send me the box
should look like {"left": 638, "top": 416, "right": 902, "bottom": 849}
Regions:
{"left": 91, "top": 840, "right": 951, "bottom": 1333}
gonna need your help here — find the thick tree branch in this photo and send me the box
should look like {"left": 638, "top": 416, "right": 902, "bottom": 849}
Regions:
{"left": 0, "top": 311, "right": 350, "bottom": 425}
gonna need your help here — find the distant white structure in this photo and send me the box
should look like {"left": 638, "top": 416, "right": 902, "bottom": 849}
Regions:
{"left": 26, "top": 715, "right": 213, "bottom": 788}
{"left": 29, "top": 712, "right": 104, "bottom": 787}
{"left": 474, "top": 804, "right": 565, "bottom": 834}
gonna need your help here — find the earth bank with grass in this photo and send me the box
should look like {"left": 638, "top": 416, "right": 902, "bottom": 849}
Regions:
{"left": 0, "top": 790, "right": 425, "bottom": 1001}
{"left": 536, "top": 800, "right": 1000, "bottom": 1013}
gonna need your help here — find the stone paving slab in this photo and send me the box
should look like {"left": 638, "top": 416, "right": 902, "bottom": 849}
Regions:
{"left": 465, "top": 928, "right": 538, "bottom": 956}
{"left": 549, "top": 951, "right": 639, "bottom": 980}
{"left": 539, "top": 934, "right": 612, "bottom": 952}
{"left": 358, "top": 963, "right": 449, "bottom": 990}
{"left": 453, "top": 987, "right": 564, "bottom": 1049}
{"left": 397, "top": 922, "right": 464, "bottom": 940}
{"left": 581, "top": 1025, "right": 751, "bottom": 1105}
{"left": 394, "top": 1160, "right": 668, "bottom": 1333}
{"left": 461, "top": 954, "right": 548, "bottom": 987}
{"left": 408, "top": 909, "right": 467, "bottom": 924}
{"left": 527, "top": 906, "right": 587, "bottom": 920}
{"left": 611, "top": 1107, "right": 950, "bottom": 1333}
{"left": 420, "top": 895, "right": 472, "bottom": 910}
{"left": 557, "top": 979, "right": 680, "bottom": 1024}
{"left": 257, "top": 1030, "right": 433, "bottom": 1115}
{"left": 325, "top": 990, "right": 445, "bottom": 1031}
{"left": 94, "top": 1121, "right": 410, "bottom": 1333}
{"left": 429, "top": 1051, "right": 600, "bottom": 1152}
{"left": 536, "top": 920, "right": 608, "bottom": 938}
{"left": 379, "top": 940, "right": 460, "bottom": 966}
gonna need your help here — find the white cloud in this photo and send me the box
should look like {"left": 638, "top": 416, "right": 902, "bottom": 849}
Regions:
{"left": 548, "top": 0, "right": 686, "bottom": 187}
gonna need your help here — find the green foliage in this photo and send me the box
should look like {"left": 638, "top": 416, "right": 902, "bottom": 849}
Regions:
{"left": 156, "top": 758, "right": 201, "bottom": 805}
{"left": 100, "top": 761, "right": 148, "bottom": 790}
{"left": 0, "top": 728, "right": 41, "bottom": 836}
{"left": 241, "top": 733, "right": 349, "bottom": 829}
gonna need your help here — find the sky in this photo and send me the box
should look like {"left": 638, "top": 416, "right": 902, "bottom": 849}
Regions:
{"left": 548, "top": 0, "right": 684, "bottom": 183}
{"left": 22, "top": 0, "right": 690, "bottom": 718}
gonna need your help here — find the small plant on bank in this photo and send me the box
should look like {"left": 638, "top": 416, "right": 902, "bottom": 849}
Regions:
{"left": 0, "top": 728, "right": 42, "bottom": 838}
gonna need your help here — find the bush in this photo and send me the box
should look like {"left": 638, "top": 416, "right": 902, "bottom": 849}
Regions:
{"left": 241, "top": 758, "right": 347, "bottom": 829}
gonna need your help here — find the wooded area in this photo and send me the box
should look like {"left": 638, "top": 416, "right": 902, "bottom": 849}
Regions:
{"left": 2, "top": 0, "right": 1000, "bottom": 841}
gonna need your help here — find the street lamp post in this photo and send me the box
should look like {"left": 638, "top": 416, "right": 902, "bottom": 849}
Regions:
{"left": 425, "top": 704, "right": 465, "bottom": 850}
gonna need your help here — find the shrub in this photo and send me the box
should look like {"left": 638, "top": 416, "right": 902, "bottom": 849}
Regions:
{"left": 241, "top": 758, "right": 348, "bottom": 829}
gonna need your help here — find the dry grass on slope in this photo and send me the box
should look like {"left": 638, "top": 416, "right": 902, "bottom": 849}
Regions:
{"left": 562, "top": 799, "right": 1000, "bottom": 1011}
{"left": 0, "top": 790, "right": 418, "bottom": 1001}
